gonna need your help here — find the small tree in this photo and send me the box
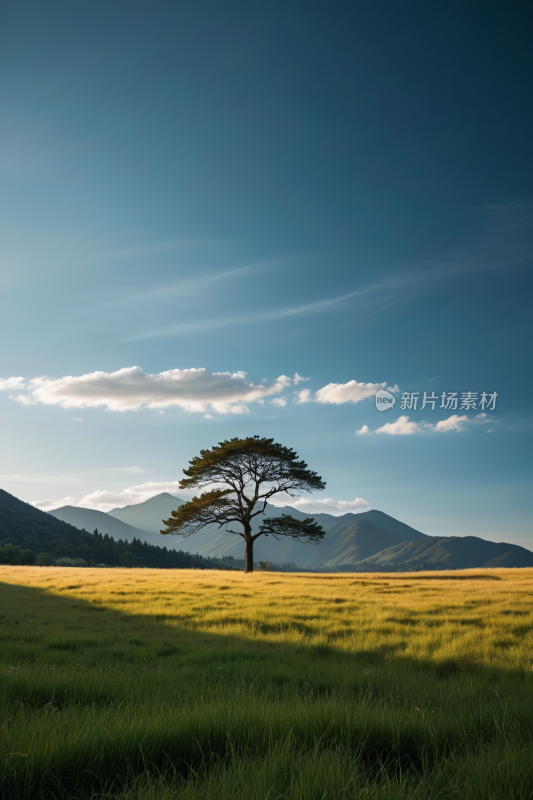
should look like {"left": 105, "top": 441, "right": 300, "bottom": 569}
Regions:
{"left": 161, "top": 435, "right": 326, "bottom": 573}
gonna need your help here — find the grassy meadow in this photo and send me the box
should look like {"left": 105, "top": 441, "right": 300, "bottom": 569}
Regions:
{"left": 1, "top": 566, "right": 533, "bottom": 799}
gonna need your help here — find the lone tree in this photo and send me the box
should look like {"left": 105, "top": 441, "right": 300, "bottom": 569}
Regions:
{"left": 161, "top": 435, "right": 326, "bottom": 573}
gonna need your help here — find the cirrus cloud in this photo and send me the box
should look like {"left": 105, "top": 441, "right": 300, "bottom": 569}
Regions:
{"left": 9, "top": 367, "right": 303, "bottom": 414}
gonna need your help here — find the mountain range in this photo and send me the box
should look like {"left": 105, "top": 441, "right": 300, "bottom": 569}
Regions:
{"left": 46, "top": 492, "right": 533, "bottom": 571}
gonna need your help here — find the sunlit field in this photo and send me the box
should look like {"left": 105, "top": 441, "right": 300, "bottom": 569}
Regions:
{"left": 2, "top": 566, "right": 533, "bottom": 799}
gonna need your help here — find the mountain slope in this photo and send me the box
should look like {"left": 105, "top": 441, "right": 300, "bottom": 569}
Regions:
{"left": 353, "top": 535, "right": 533, "bottom": 570}
{"left": 304, "top": 518, "right": 402, "bottom": 569}
{"left": 186, "top": 509, "right": 415, "bottom": 567}
{"left": 131, "top": 496, "right": 427, "bottom": 566}
{"left": 108, "top": 493, "right": 188, "bottom": 532}
{"left": 48, "top": 506, "right": 156, "bottom": 544}
{"left": 355, "top": 510, "right": 427, "bottom": 542}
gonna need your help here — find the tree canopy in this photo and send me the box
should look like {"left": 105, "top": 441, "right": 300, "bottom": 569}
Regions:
{"left": 161, "top": 435, "right": 326, "bottom": 572}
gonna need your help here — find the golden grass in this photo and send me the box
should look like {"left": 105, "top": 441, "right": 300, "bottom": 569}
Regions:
{"left": 2, "top": 565, "right": 532, "bottom": 671}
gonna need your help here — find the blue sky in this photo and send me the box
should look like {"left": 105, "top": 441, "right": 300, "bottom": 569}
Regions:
{"left": 1, "top": 1, "right": 532, "bottom": 546}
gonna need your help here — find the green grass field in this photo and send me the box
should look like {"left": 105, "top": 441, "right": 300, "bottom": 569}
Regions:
{"left": 1, "top": 566, "right": 533, "bottom": 800}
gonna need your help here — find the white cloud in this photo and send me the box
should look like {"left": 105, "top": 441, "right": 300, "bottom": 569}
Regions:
{"left": 315, "top": 380, "right": 387, "bottom": 405}
{"left": 32, "top": 496, "right": 78, "bottom": 511}
{"left": 0, "top": 377, "right": 25, "bottom": 390}
{"left": 11, "top": 394, "right": 36, "bottom": 405}
{"left": 32, "top": 481, "right": 371, "bottom": 517}
{"left": 434, "top": 414, "right": 469, "bottom": 432}
{"left": 269, "top": 495, "right": 370, "bottom": 515}
{"left": 31, "top": 480, "right": 190, "bottom": 513}
{"left": 376, "top": 415, "right": 423, "bottom": 435}
{"left": 73, "top": 417, "right": 83, "bottom": 421}
{"left": 360, "top": 412, "right": 495, "bottom": 436}
{"left": 296, "top": 388, "right": 312, "bottom": 404}
{"left": 228, "top": 403, "right": 250, "bottom": 414}
{"left": 270, "top": 397, "right": 287, "bottom": 407}
{"left": 10, "top": 367, "right": 304, "bottom": 414}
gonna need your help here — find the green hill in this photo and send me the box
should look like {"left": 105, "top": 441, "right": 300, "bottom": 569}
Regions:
{"left": 0, "top": 489, "right": 213, "bottom": 570}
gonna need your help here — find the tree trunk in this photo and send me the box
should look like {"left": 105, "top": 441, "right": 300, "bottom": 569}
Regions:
{"left": 244, "top": 538, "right": 254, "bottom": 573}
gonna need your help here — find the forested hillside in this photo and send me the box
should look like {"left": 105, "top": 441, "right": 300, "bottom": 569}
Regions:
{"left": 0, "top": 489, "right": 215, "bottom": 570}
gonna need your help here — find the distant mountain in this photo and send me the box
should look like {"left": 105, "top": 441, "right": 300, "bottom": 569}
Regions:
{"left": 351, "top": 535, "right": 533, "bottom": 570}
{"left": 175, "top": 505, "right": 426, "bottom": 567}
{"left": 48, "top": 505, "right": 156, "bottom": 544}
{"left": 108, "top": 492, "right": 187, "bottom": 533}
{"left": 356, "top": 510, "right": 427, "bottom": 542}
{"left": 303, "top": 518, "right": 402, "bottom": 569}
{"left": 98, "top": 494, "right": 429, "bottom": 566}
{"left": 15, "top": 487, "right": 529, "bottom": 572}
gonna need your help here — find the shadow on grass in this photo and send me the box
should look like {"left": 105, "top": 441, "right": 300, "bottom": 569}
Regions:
{"left": 0, "top": 575, "right": 524, "bottom": 678}
{"left": 1, "top": 578, "right": 532, "bottom": 800}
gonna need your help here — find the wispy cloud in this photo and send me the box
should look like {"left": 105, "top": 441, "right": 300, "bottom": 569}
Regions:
{"left": 483, "top": 202, "right": 533, "bottom": 231}
{"left": 113, "top": 258, "right": 294, "bottom": 309}
{"left": 0, "top": 229, "right": 217, "bottom": 289}
{"left": 126, "top": 249, "right": 528, "bottom": 341}
{"left": 124, "top": 285, "right": 375, "bottom": 341}
{"left": 0, "top": 466, "right": 146, "bottom": 484}
{"left": 90, "top": 238, "right": 215, "bottom": 266}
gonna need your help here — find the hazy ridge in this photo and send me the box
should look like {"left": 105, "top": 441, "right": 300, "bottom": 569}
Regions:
{"left": 45, "top": 492, "right": 533, "bottom": 571}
